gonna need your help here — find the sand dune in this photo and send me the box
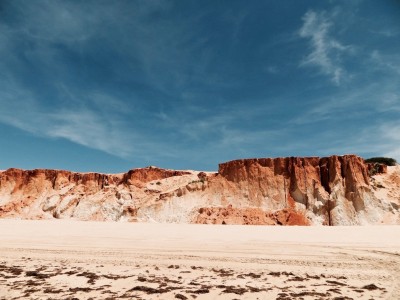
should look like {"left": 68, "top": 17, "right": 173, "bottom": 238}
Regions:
{"left": 0, "top": 220, "right": 399, "bottom": 299}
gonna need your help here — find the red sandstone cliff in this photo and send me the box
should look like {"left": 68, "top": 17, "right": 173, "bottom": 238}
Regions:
{"left": 214, "top": 155, "right": 374, "bottom": 225}
{"left": 0, "top": 155, "right": 398, "bottom": 225}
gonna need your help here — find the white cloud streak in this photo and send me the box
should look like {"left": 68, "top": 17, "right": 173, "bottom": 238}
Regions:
{"left": 370, "top": 50, "right": 400, "bottom": 75}
{"left": 382, "top": 123, "right": 400, "bottom": 161}
{"left": 343, "top": 122, "right": 400, "bottom": 163}
{"left": 299, "top": 10, "right": 350, "bottom": 85}
{"left": 0, "top": 78, "right": 134, "bottom": 158}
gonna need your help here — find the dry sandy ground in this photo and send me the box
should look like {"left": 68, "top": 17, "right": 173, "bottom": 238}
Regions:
{"left": 0, "top": 220, "right": 399, "bottom": 300}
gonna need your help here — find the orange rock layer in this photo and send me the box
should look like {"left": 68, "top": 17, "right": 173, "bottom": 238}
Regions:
{"left": 195, "top": 205, "right": 309, "bottom": 225}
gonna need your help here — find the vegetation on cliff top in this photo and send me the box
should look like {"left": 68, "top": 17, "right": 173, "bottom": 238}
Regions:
{"left": 365, "top": 157, "right": 397, "bottom": 166}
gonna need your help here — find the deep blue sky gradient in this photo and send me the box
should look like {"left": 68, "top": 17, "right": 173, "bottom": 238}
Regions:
{"left": 1, "top": 0, "right": 400, "bottom": 172}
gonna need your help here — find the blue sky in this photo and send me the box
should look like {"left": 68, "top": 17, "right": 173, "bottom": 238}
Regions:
{"left": 1, "top": 0, "right": 400, "bottom": 172}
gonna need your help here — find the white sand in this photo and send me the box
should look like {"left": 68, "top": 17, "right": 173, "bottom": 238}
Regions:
{"left": 0, "top": 220, "right": 399, "bottom": 299}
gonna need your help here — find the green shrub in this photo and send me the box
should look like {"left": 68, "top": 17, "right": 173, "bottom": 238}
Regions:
{"left": 365, "top": 157, "right": 397, "bottom": 166}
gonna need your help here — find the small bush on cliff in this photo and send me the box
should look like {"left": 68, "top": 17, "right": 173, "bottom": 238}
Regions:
{"left": 190, "top": 178, "right": 205, "bottom": 184}
{"left": 365, "top": 157, "right": 397, "bottom": 166}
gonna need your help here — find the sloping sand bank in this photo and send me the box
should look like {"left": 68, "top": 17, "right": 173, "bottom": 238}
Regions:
{"left": 0, "top": 220, "right": 399, "bottom": 299}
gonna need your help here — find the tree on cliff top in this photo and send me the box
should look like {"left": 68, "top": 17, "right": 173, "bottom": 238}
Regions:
{"left": 365, "top": 157, "right": 397, "bottom": 166}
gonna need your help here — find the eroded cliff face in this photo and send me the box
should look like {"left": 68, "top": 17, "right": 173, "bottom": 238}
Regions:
{"left": 215, "top": 155, "right": 379, "bottom": 225}
{"left": 0, "top": 167, "right": 192, "bottom": 222}
{"left": 0, "top": 155, "right": 398, "bottom": 225}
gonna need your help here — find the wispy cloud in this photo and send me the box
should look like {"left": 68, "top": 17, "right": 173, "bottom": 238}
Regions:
{"left": 0, "top": 78, "right": 134, "bottom": 158}
{"left": 333, "top": 121, "right": 400, "bottom": 162}
{"left": 291, "top": 84, "right": 373, "bottom": 125}
{"left": 381, "top": 122, "right": 400, "bottom": 160}
{"left": 370, "top": 50, "right": 400, "bottom": 75}
{"left": 222, "top": 8, "right": 249, "bottom": 45}
{"left": 47, "top": 109, "right": 134, "bottom": 158}
{"left": 299, "top": 10, "right": 351, "bottom": 85}
{"left": 371, "top": 29, "right": 399, "bottom": 38}
{"left": 265, "top": 65, "right": 279, "bottom": 74}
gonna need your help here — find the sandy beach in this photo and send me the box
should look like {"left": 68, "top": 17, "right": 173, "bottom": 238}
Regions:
{"left": 0, "top": 220, "right": 399, "bottom": 299}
